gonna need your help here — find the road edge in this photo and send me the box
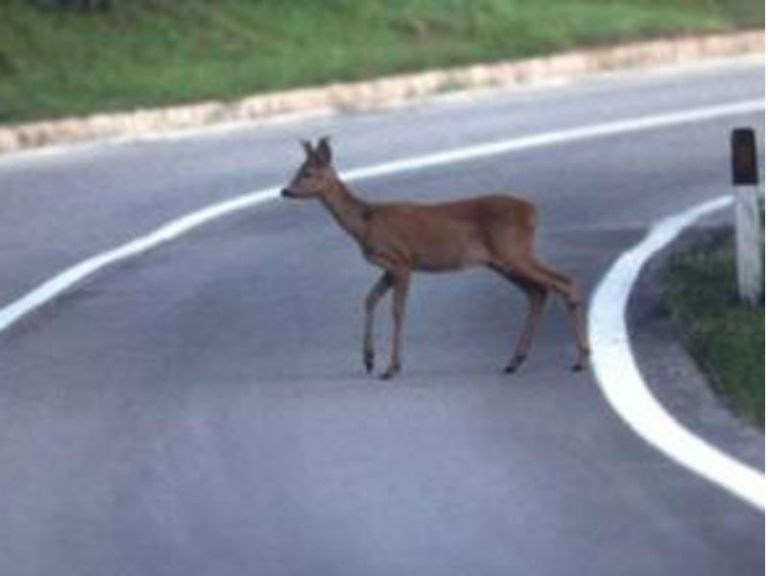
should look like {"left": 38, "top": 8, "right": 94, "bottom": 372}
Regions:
{"left": 0, "top": 30, "right": 763, "bottom": 155}
{"left": 588, "top": 195, "right": 765, "bottom": 510}
{"left": 628, "top": 224, "right": 764, "bottom": 470}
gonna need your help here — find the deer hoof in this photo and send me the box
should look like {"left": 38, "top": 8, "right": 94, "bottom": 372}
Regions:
{"left": 504, "top": 355, "right": 526, "bottom": 374}
{"left": 379, "top": 365, "right": 400, "bottom": 380}
{"left": 571, "top": 361, "right": 586, "bottom": 372}
{"left": 364, "top": 351, "right": 374, "bottom": 374}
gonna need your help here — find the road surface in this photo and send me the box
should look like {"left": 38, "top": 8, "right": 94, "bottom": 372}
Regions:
{"left": 0, "top": 58, "right": 764, "bottom": 575}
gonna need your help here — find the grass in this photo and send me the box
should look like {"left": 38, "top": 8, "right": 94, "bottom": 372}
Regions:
{"left": 0, "top": 0, "right": 763, "bottom": 124}
{"left": 663, "top": 237, "right": 764, "bottom": 428}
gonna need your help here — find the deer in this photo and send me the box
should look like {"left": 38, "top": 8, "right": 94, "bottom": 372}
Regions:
{"left": 281, "top": 137, "right": 590, "bottom": 380}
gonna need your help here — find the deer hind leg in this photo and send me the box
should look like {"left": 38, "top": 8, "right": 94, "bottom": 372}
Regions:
{"left": 381, "top": 268, "right": 411, "bottom": 380}
{"left": 531, "top": 261, "right": 590, "bottom": 371}
{"left": 502, "top": 276, "right": 548, "bottom": 374}
{"left": 497, "top": 257, "right": 590, "bottom": 371}
{"left": 363, "top": 272, "right": 393, "bottom": 374}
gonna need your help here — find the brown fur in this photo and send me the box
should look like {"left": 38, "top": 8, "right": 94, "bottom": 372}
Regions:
{"left": 282, "top": 138, "right": 590, "bottom": 379}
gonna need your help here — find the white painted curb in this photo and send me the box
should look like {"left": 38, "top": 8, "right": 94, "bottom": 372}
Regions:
{"left": 589, "top": 196, "right": 765, "bottom": 510}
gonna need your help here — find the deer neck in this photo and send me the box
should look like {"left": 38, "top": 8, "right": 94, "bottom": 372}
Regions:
{"left": 319, "top": 177, "right": 371, "bottom": 244}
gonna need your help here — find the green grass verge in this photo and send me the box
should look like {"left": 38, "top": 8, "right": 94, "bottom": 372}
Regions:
{"left": 0, "top": 0, "right": 763, "bottom": 123}
{"left": 663, "top": 238, "right": 764, "bottom": 428}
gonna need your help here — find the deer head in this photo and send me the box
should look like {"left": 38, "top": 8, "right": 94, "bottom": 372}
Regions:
{"left": 281, "top": 137, "right": 336, "bottom": 200}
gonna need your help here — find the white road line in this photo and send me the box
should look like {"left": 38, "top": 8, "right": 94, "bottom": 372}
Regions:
{"left": 343, "top": 99, "right": 765, "bottom": 180}
{"left": 589, "top": 196, "right": 765, "bottom": 510}
{"left": 0, "top": 100, "right": 764, "bottom": 509}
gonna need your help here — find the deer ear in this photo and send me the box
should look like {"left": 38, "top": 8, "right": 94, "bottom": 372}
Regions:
{"left": 316, "top": 136, "right": 332, "bottom": 166}
{"left": 300, "top": 139, "right": 313, "bottom": 158}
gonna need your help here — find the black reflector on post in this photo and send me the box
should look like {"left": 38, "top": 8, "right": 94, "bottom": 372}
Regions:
{"left": 731, "top": 128, "right": 759, "bottom": 186}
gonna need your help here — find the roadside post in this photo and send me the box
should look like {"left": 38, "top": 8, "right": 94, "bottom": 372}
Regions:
{"left": 730, "top": 128, "right": 763, "bottom": 306}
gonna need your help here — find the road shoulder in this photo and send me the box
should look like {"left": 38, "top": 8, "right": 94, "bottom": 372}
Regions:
{"left": 628, "top": 224, "right": 765, "bottom": 471}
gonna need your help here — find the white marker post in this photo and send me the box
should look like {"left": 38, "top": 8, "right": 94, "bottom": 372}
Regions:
{"left": 730, "top": 128, "right": 763, "bottom": 306}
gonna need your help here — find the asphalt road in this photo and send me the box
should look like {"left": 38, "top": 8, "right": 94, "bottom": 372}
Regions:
{"left": 0, "top": 58, "right": 764, "bottom": 576}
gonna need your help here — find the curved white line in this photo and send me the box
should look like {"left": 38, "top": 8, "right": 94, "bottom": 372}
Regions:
{"left": 0, "top": 100, "right": 764, "bottom": 509}
{"left": 589, "top": 195, "right": 765, "bottom": 510}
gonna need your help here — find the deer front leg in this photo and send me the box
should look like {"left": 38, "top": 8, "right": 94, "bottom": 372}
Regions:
{"left": 381, "top": 269, "right": 411, "bottom": 380}
{"left": 363, "top": 272, "right": 393, "bottom": 374}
